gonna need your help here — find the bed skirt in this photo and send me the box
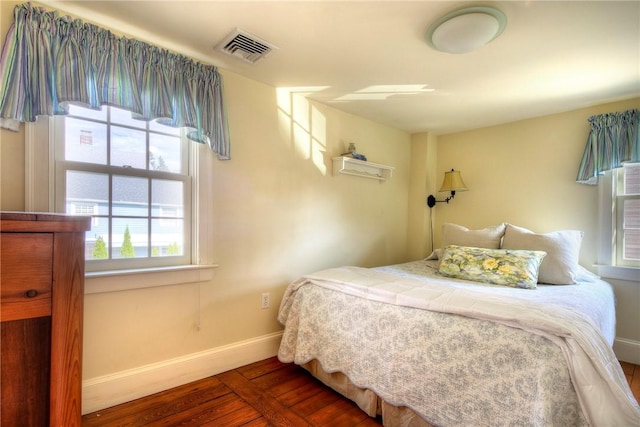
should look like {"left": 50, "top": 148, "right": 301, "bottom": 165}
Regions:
{"left": 301, "top": 359, "right": 435, "bottom": 427}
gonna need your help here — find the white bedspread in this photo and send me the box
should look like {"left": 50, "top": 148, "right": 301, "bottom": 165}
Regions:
{"left": 278, "top": 261, "right": 640, "bottom": 427}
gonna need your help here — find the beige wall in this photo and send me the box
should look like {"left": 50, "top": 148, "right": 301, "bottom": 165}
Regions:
{"left": 432, "top": 97, "right": 640, "bottom": 344}
{"left": 407, "top": 132, "right": 437, "bottom": 260}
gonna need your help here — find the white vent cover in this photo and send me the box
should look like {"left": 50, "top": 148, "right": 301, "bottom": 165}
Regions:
{"left": 215, "top": 28, "right": 277, "bottom": 64}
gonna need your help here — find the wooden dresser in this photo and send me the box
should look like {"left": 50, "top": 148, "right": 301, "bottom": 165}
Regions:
{"left": 1, "top": 212, "right": 91, "bottom": 427}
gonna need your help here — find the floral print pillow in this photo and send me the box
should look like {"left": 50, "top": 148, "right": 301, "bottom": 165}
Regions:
{"left": 437, "top": 245, "right": 546, "bottom": 289}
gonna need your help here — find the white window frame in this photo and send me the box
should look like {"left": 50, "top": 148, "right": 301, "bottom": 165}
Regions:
{"left": 595, "top": 166, "right": 640, "bottom": 281}
{"left": 25, "top": 115, "right": 217, "bottom": 293}
{"left": 53, "top": 107, "right": 193, "bottom": 271}
{"left": 615, "top": 164, "right": 640, "bottom": 267}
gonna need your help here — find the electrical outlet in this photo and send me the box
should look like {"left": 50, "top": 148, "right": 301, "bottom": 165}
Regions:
{"left": 261, "top": 292, "right": 270, "bottom": 309}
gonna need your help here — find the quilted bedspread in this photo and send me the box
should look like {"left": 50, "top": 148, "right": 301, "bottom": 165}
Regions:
{"left": 278, "top": 260, "right": 640, "bottom": 427}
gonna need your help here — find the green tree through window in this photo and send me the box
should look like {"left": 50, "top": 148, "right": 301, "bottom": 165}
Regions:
{"left": 167, "top": 242, "right": 180, "bottom": 255}
{"left": 93, "top": 235, "right": 108, "bottom": 259}
{"left": 121, "top": 225, "right": 135, "bottom": 258}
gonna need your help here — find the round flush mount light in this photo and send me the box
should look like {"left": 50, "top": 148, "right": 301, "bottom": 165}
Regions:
{"left": 426, "top": 6, "right": 507, "bottom": 54}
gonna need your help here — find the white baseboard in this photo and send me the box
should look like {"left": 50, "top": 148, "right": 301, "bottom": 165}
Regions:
{"left": 82, "top": 331, "right": 283, "bottom": 415}
{"left": 613, "top": 337, "right": 640, "bottom": 365}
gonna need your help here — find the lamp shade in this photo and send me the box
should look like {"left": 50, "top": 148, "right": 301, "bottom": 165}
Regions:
{"left": 438, "top": 170, "right": 468, "bottom": 192}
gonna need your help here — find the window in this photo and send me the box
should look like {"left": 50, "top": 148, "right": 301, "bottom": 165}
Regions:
{"left": 54, "top": 105, "right": 192, "bottom": 272}
{"left": 615, "top": 164, "right": 640, "bottom": 267}
{"left": 596, "top": 163, "right": 640, "bottom": 280}
{"left": 9, "top": 4, "right": 224, "bottom": 287}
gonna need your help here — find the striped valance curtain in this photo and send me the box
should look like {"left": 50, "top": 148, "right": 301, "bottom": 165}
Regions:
{"left": 0, "top": 3, "right": 230, "bottom": 159}
{"left": 576, "top": 108, "right": 639, "bottom": 185}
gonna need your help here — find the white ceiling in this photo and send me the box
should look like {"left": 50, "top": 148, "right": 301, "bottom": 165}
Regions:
{"left": 49, "top": 0, "right": 640, "bottom": 135}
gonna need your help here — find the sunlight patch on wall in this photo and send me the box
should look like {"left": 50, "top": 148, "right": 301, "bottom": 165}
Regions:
{"left": 292, "top": 94, "right": 310, "bottom": 144}
{"left": 277, "top": 86, "right": 329, "bottom": 116}
{"left": 311, "top": 106, "right": 327, "bottom": 173}
{"left": 331, "top": 84, "right": 434, "bottom": 102}
{"left": 293, "top": 119, "right": 311, "bottom": 159}
{"left": 276, "top": 88, "right": 293, "bottom": 116}
{"left": 276, "top": 86, "right": 330, "bottom": 175}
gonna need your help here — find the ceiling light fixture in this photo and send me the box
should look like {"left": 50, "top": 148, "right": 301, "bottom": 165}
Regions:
{"left": 426, "top": 6, "right": 506, "bottom": 54}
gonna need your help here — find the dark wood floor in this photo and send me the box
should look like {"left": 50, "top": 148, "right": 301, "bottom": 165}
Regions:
{"left": 621, "top": 360, "right": 640, "bottom": 404}
{"left": 82, "top": 357, "right": 381, "bottom": 426}
{"left": 83, "top": 357, "right": 640, "bottom": 426}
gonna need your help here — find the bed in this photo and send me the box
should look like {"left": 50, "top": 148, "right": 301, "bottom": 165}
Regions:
{"left": 277, "top": 223, "right": 640, "bottom": 427}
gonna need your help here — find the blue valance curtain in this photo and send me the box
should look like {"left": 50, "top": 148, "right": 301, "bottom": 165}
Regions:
{"left": 0, "top": 3, "right": 230, "bottom": 159}
{"left": 576, "top": 109, "right": 639, "bottom": 185}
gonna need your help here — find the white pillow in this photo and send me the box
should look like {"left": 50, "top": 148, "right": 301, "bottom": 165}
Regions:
{"left": 501, "top": 224, "right": 584, "bottom": 285}
{"left": 441, "top": 223, "right": 506, "bottom": 249}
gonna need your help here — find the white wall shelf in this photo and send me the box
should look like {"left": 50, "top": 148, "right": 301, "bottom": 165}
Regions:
{"left": 332, "top": 157, "right": 394, "bottom": 182}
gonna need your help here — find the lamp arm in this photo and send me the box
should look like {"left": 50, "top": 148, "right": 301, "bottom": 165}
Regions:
{"left": 444, "top": 190, "right": 457, "bottom": 203}
{"left": 426, "top": 191, "right": 456, "bottom": 208}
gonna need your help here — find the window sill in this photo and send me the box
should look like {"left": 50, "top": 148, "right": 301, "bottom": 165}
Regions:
{"left": 85, "top": 264, "right": 218, "bottom": 294}
{"left": 594, "top": 265, "right": 639, "bottom": 282}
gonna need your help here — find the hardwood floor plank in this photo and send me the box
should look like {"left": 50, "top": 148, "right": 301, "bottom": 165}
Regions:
{"left": 289, "top": 385, "right": 342, "bottom": 419}
{"left": 217, "top": 369, "right": 312, "bottom": 427}
{"left": 199, "top": 408, "right": 264, "bottom": 427}
{"left": 356, "top": 416, "right": 386, "bottom": 426}
{"left": 255, "top": 369, "right": 315, "bottom": 398}
{"left": 306, "top": 397, "right": 370, "bottom": 427}
{"left": 620, "top": 361, "right": 635, "bottom": 376}
{"left": 278, "top": 380, "right": 332, "bottom": 408}
{"left": 251, "top": 364, "right": 307, "bottom": 393}
{"left": 620, "top": 360, "right": 640, "bottom": 404}
{"left": 239, "top": 418, "right": 272, "bottom": 427}
{"left": 82, "top": 377, "right": 230, "bottom": 426}
{"left": 236, "top": 356, "right": 289, "bottom": 380}
{"left": 630, "top": 364, "right": 640, "bottom": 403}
{"left": 152, "top": 393, "right": 258, "bottom": 426}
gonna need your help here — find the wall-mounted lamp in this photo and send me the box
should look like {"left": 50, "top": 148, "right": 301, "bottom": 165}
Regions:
{"left": 427, "top": 169, "right": 468, "bottom": 208}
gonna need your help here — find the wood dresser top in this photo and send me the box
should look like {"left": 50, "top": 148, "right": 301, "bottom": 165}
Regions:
{"left": 1, "top": 212, "right": 92, "bottom": 232}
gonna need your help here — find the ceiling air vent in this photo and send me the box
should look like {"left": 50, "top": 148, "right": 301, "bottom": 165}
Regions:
{"left": 216, "top": 29, "right": 277, "bottom": 64}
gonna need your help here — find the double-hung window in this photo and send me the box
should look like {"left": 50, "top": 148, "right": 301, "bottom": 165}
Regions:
{"left": 597, "top": 163, "right": 640, "bottom": 279}
{"left": 614, "top": 164, "right": 640, "bottom": 267}
{"left": 54, "top": 105, "right": 192, "bottom": 272}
